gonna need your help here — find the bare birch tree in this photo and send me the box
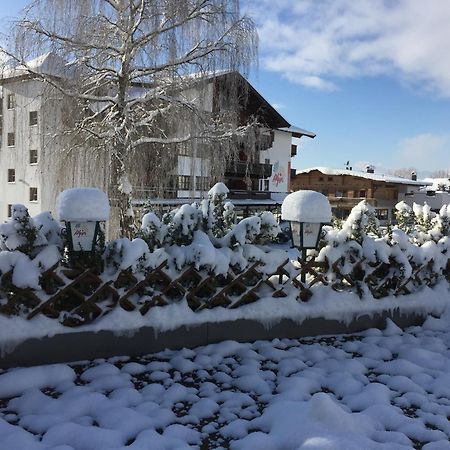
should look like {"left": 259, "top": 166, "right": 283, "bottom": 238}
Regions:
{"left": 1, "top": 0, "right": 257, "bottom": 236}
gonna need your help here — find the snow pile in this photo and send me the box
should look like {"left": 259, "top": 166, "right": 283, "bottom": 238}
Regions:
{"left": 56, "top": 188, "right": 110, "bottom": 222}
{"left": 282, "top": 190, "right": 332, "bottom": 223}
{"left": 3, "top": 317, "right": 450, "bottom": 449}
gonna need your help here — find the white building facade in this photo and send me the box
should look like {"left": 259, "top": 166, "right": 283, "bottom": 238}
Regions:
{"left": 0, "top": 63, "right": 315, "bottom": 223}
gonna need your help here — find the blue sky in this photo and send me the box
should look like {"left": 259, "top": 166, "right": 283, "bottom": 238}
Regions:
{"left": 2, "top": 0, "right": 450, "bottom": 177}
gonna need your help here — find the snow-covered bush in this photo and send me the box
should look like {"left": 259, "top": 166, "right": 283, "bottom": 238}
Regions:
{"left": 0, "top": 205, "right": 48, "bottom": 256}
{"left": 340, "top": 200, "right": 379, "bottom": 243}
{"left": 33, "top": 211, "right": 63, "bottom": 249}
{"left": 200, "top": 182, "right": 236, "bottom": 237}
{"left": 394, "top": 201, "right": 415, "bottom": 234}
{"left": 109, "top": 183, "right": 282, "bottom": 275}
{"left": 104, "top": 237, "right": 167, "bottom": 274}
{"left": 256, "top": 211, "right": 281, "bottom": 244}
{"left": 167, "top": 204, "right": 202, "bottom": 246}
{"left": 139, "top": 183, "right": 278, "bottom": 250}
{"left": 139, "top": 212, "right": 167, "bottom": 251}
{"left": 318, "top": 200, "right": 450, "bottom": 298}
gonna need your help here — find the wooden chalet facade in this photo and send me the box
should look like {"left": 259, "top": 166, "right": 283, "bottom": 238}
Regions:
{"left": 292, "top": 167, "right": 431, "bottom": 223}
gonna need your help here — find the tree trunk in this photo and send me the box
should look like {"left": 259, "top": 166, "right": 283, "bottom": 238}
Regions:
{"left": 110, "top": 148, "right": 136, "bottom": 239}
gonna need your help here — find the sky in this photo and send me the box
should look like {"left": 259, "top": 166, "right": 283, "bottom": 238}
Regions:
{"left": 1, "top": 0, "right": 450, "bottom": 177}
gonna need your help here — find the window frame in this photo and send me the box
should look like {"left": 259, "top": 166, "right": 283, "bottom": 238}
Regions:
{"left": 177, "top": 175, "right": 192, "bottom": 190}
{"left": 29, "top": 111, "right": 38, "bottom": 127}
{"left": 7, "top": 132, "right": 15, "bottom": 147}
{"left": 7, "top": 168, "right": 15, "bottom": 183}
{"left": 29, "top": 149, "right": 38, "bottom": 165}
{"left": 7, "top": 94, "right": 15, "bottom": 110}
{"left": 29, "top": 187, "right": 38, "bottom": 202}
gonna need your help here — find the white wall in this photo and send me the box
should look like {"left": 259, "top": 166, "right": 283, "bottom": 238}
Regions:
{"left": 0, "top": 79, "right": 44, "bottom": 222}
{"left": 259, "top": 129, "right": 292, "bottom": 193}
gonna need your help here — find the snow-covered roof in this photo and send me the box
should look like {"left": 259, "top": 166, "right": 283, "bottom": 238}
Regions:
{"left": 1, "top": 52, "right": 73, "bottom": 81}
{"left": 297, "top": 167, "right": 432, "bottom": 186}
{"left": 278, "top": 126, "right": 316, "bottom": 139}
{"left": 422, "top": 177, "right": 450, "bottom": 192}
{"left": 282, "top": 190, "right": 332, "bottom": 223}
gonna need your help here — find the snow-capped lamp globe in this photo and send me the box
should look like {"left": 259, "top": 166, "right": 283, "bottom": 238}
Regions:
{"left": 281, "top": 190, "right": 332, "bottom": 282}
{"left": 56, "top": 188, "right": 110, "bottom": 266}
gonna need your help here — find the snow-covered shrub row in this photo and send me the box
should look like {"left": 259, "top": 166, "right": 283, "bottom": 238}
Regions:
{"left": 318, "top": 200, "right": 450, "bottom": 297}
{"left": 0, "top": 205, "right": 62, "bottom": 289}
{"left": 106, "top": 183, "right": 283, "bottom": 276}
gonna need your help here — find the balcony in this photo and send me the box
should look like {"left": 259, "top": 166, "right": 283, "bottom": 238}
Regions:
{"left": 228, "top": 190, "right": 271, "bottom": 200}
{"left": 225, "top": 161, "right": 272, "bottom": 179}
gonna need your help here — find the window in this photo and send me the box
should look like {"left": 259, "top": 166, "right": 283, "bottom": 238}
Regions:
{"left": 264, "top": 158, "right": 270, "bottom": 165}
{"left": 327, "top": 177, "right": 332, "bottom": 182}
{"left": 178, "top": 143, "right": 191, "bottom": 156}
{"left": 335, "top": 190, "right": 343, "bottom": 197}
{"left": 7, "top": 94, "right": 15, "bottom": 110}
{"left": 264, "top": 179, "right": 269, "bottom": 191}
{"left": 7, "top": 204, "right": 12, "bottom": 218}
{"left": 195, "top": 176, "right": 209, "bottom": 191}
{"left": 359, "top": 190, "right": 366, "bottom": 198}
{"left": 29, "top": 111, "right": 38, "bottom": 126}
{"left": 29, "top": 149, "right": 38, "bottom": 164}
{"left": 7, "top": 132, "right": 15, "bottom": 147}
{"left": 376, "top": 209, "right": 389, "bottom": 221}
{"left": 177, "top": 175, "right": 191, "bottom": 190}
{"left": 29, "top": 187, "right": 38, "bottom": 202}
{"left": 7, "top": 169, "right": 15, "bottom": 183}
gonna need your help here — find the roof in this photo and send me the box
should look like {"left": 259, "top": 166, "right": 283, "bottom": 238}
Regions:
{"left": 213, "top": 71, "right": 290, "bottom": 129}
{"left": 0, "top": 52, "right": 75, "bottom": 84}
{"left": 422, "top": 177, "right": 450, "bottom": 192}
{"left": 278, "top": 126, "right": 316, "bottom": 139}
{"left": 296, "top": 167, "right": 433, "bottom": 187}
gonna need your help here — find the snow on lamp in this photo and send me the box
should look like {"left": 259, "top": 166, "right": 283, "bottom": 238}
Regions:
{"left": 57, "top": 188, "right": 110, "bottom": 262}
{"left": 281, "top": 190, "right": 331, "bottom": 282}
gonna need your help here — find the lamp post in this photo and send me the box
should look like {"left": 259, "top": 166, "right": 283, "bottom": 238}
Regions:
{"left": 57, "top": 188, "right": 110, "bottom": 268}
{"left": 281, "top": 190, "right": 331, "bottom": 283}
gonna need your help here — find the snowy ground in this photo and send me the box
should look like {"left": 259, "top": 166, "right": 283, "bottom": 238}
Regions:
{"left": 2, "top": 313, "right": 450, "bottom": 449}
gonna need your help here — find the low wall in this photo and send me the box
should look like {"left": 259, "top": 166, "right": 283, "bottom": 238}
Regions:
{"left": 0, "top": 308, "right": 430, "bottom": 369}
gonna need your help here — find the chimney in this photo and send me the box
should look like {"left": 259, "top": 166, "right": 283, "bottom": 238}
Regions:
{"left": 366, "top": 165, "right": 374, "bottom": 174}
{"left": 411, "top": 171, "right": 417, "bottom": 181}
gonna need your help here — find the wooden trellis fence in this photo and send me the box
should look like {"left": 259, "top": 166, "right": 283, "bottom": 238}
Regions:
{"left": 0, "top": 255, "right": 449, "bottom": 328}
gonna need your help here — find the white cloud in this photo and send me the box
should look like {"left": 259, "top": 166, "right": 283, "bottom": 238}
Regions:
{"left": 245, "top": 0, "right": 450, "bottom": 96}
{"left": 394, "top": 133, "right": 450, "bottom": 170}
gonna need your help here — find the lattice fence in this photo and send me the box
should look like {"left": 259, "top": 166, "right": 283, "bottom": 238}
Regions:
{"left": 0, "top": 255, "right": 449, "bottom": 327}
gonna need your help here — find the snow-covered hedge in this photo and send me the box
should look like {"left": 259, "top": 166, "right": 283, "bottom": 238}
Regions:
{"left": 110, "top": 183, "right": 283, "bottom": 276}
{"left": 0, "top": 205, "right": 62, "bottom": 289}
{"left": 318, "top": 200, "right": 450, "bottom": 297}
{"left": 1, "top": 192, "right": 450, "bottom": 316}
